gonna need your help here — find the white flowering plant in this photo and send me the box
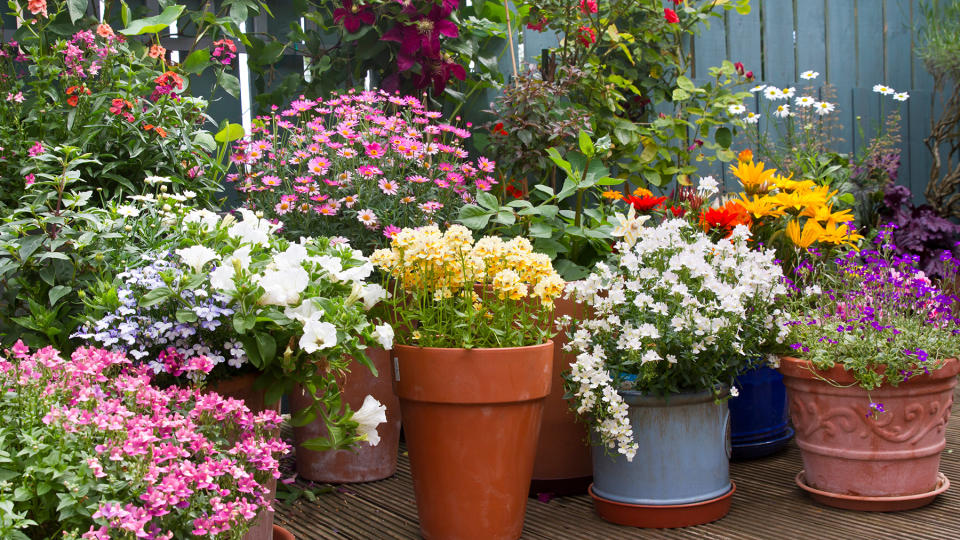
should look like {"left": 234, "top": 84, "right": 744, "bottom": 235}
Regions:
{"left": 565, "top": 219, "right": 789, "bottom": 460}
{"left": 80, "top": 207, "right": 394, "bottom": 451}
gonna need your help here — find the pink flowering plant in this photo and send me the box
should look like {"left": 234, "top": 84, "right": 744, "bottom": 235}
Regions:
{"left": 0, "top": 343, "right": 288, "bottom": 539}
{"left": 228, "top": 89, "right": 494, "bottom": 251}
{"left": 80, "top": 206, "right": 394, "bottom": 451}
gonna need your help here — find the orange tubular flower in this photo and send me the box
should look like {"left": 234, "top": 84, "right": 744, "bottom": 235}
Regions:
{"left": 154, "top": 126, "right": 168, "bottom": 138}
{"left": 143, "top": 124, "right": 155, "bottom": 132}
{"left": 700, "top": 200, "right": 752, "bottom": 237}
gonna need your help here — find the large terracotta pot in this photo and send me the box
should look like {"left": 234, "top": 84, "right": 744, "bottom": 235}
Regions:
{"left": 530, "top": 296, "right": 593, "bottom": 495}
{"left": 394, "top": 341, "right": 553, "bottom": 540}
{"left": 780, "top": 356, "right": 958, "bottom": 508}
{"left": 290, "top": 348, "right": 402, "bottom": 483}
{"left": 208, "top": 374, "right": 279, "bottom": 540}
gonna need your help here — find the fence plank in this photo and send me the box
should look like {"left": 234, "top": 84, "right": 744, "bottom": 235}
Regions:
{"left": 761, "top": 0, "right": 796, "bottom": 85}
{"left": 908, "top": 90, "right": 933, "bottom": 203}
{"left": 825, "top": 0, "right": 856, "bottom": 87}
{"left": 693, "top": 7, "right": 727, "bottom": 78}
{"left": 910, "top": 0, "right": 936, "bottom": 92}
{"left": 795, "top": 0, "right": 826, "bottom": 77}
{"left": 856, "top": 0, "right": 885, "bottom": 88}
{"left": 725, "top": 5, "right": 763, "bottom": 77}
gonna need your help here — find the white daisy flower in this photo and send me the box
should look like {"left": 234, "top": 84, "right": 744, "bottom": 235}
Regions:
{"left": 800, "top": 70, "right": 819, "bottom": 80}
{"left": 814, "top": 101, "right": 835, "bottom": 115}
{"left": 727, "top": 103, "right": 746, "bottom": 115}
{"left": 116, "top": 205, "right": 139, "bottom": 218}
{"left": 782, "top": 87, "right": 796, "bottom": 98}
{"left": 795, "top": 96, "right": 816, "bottom": 107}
{"left": 872, "top": 84, "right": 895, "bottom": 95}
{"left": 749, "top": 84, "right": 767, "bottom": 93}
{"left": 745, "top": 112, "right": 761, "bottom": 124}
{"left": 357, "top": 208, "right": 378, "bottom": 226}
{"left": 773, "top": 104, "right": 791, "bottom": 118}
{"left": 893, "top": 92, "right": 909, "bottom": 102}
{"left": 763, "top": 87, "right": 784, "bottom": 100}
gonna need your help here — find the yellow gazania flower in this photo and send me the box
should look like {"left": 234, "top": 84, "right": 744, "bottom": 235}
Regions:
{"left": 785, "top": 219, "right": 824, "bottom": 248}
{"left": 601, "top": 189, "right": 624, "bottom": 201}
{"left": 819, "top": 222, "right": 864, "bottom": 247}
{"left": 801, "top": 204, "right": 854, "bottom": 227}
{"left": 737, "top": 193, "right": 785, "bottom": 219}
{"left": 771, "top": 175, "right": 815, "bottom": 193}
{"left": 729, "top": 160, "right": 776, "bottom": 194}
{"left": 773, "top": 189, "right": 826, "bottom": 213}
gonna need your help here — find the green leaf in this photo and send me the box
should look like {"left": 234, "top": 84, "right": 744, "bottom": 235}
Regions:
{"left": 182, "top": 49, "right": 211, "bottom": 75}
{"left": 672, "top": 88, "right": 691, "bottom": 101}
{"left": 476, "top": 191, "right": 499, "bottom": 211}
{"left": 838, "top": 193, "right": 856, "bottom": 205}
{"left": 138, "top": 287, "right": 173, "bottom": 308}
{"left": 676, "top": 76, "right": 696, "bottom": 92}
{"left": 121, "top": 0, "right": 131, "bottom": 27}
{"left": 255, "top": 333, "right": 277, "bottom": 366}
{"left": 458, "top": 205, "right": 492, "bottom": 230}
{"left": 715, "top": 127, "right": 733, "bottom": 149}
{"left": 496, "top": 208, "right": 516, "bottom": 226}
{"left": 643, "top": 170, "right": 665, "bottom": 187}
{"left": 289, "top": 405, "right": 317, "bottom": 427}
{"left": 175, "top": 309, "right": 198, "bottom": 323}
{"left": 119, "top": 5, "right": 185, "bottom": 35}
{"left": 240, "top": 336, "right": 263, "bottom": 368}
{"left": 529, "top": 221, "right": 554, "bottom": 238}
{"left": 47, "top": 285, "right": 71, "bottom": 306}
{"left": 219, "top": 73, "right": 242, "bottom": 98}
{"left": 66, "top": 0, "right": 87, "bottom": 24}
{"left": 577, "top": 130, "right": 595, "bottom": 157}
{"left": 215, "top": 123, "right": 245, "bottom": 143}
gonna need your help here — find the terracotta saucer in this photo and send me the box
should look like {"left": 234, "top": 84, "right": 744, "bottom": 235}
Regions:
{"left": 795, "top": 471, "right": 949, "bottom": 512}
{"left": 588, "top": 482, "right": 736, "bottom": 528}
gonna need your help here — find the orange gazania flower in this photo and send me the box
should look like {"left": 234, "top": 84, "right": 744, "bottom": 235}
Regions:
{"left": 700, "top": 200, "right": 752, "bottom": 237}
{"left": 624, "top": 194, "right": 667, "bottom": 212}
{"left": 738, "top": 149, "right": 753, "bottom": 162}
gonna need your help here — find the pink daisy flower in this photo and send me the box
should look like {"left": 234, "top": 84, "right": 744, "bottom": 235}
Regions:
{"left": 383, "top": 225, "right": 401, "bottom": 238}
{"left": 378, "top": 179, "right": 399, "bottom": 195}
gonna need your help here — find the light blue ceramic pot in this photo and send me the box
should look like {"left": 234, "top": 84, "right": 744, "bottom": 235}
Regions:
{"left": 591, "top": 389, "right": 731, "bottom": 505}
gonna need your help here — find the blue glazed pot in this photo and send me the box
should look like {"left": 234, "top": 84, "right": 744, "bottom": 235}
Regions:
{"left": 591, "top": 389, "right": 731, "bottom": 506}
{"left": 728, "top": 365, "right": 793, "bottom": 460}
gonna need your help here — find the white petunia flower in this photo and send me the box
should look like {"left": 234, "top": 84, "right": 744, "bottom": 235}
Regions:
{"left": 800, "top": 70, "right": 819, "bottom": 80}
{"left": 258, "top": 267, "right": 309, "bottom": 306}
{"left": 299, "top": 318, "right": 337, "bottom": 353}
{"left": 175, "top": 245, "right": 220, "bottom": 272}
{"left": 353, "top": 395, "right": 387, "bottom": 446}
{"left": 360, "top": 284, "right": 387, "bottom": 310}
{"left": 372, "top": 323, "right": 394, "bottom": 350}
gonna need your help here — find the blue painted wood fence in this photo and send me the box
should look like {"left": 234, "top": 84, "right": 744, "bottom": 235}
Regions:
{"left": 3, "top": 0, "right": 949, "bottom": 202}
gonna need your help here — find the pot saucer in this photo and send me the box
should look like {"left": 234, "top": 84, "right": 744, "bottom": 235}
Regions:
{"left": 731, "top": 427, "right": 794, "bottom": 461}
{"left": 795, "top": 471, "right": 949, "bottom": 512}
{"left": 588, "top": 482, "right": 735, "bottom": 528}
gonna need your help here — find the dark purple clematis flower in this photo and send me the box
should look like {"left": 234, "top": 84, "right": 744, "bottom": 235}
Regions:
{"left": 381, "top": 1, "right": 460, "bottom": 70}
{"left": 334, "top": 0, "right": 375, "bottom": 33}
{"left": 414, "top": 55, "right": 466, "bottom": 94}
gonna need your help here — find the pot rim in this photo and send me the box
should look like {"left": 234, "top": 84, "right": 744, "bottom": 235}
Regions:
{"left": 779, "top": 356, "right": 960, "bottom": 385}
{"left": 392, "top": 340, "right": 553, "bottom": 354}
{"left": 616, "top": 386, "right": 729, "bottom": 407}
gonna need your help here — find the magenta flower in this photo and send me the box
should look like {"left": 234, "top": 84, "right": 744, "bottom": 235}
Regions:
{"left": 334, "top": 0, "right": 375, "bottom": 33}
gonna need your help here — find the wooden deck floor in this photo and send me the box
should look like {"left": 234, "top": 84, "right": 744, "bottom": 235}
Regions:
{"left": 275, "top": 401, "right": 960, "bottom": 539}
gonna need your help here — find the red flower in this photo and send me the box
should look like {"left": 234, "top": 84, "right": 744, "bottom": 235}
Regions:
{"left": 576, "top": 26, "right": 596, "bottom": 46}
{"left": 624, "top": 194, "right": 667, "bottom": 213}
{"left": 669, "top": 205, "right": 686, "bottom": 217}
{"left": 492, "top": 122, "right": 508, "bottom": 136}
{"left": 745, "top": 71, "right": 754, "bottom": 80}
{"left": 700, "top": 201, "right": 751, "bottom": 237}
{"left": 527, "top": 17, "right": 547, "bottom": 32}
{"left": 67, "top": 95, "right": 79, "bottom": 107}
{"left": 734, "top": 61, "right": 745, "bottom": 76}
{"left": 66, "top": 85, "right": 79, "bottom": 95}
{"left": 664, "top": 8, "right": 680, "bottom": 23}
{"left": 580, "top": 0, "right": 598, "bottom": 14}
{"left": 333, "top": 0, "right": 375, "bottom": 33}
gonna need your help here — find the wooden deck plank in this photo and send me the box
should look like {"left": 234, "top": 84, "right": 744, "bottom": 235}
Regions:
{"left": 277, "top": 391, "right": 960, "bottom": 539}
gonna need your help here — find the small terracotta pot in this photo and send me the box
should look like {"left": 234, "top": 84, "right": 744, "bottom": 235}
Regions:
{"left": 780, "top": 356, "right": 959, "bottom": 502}
{"left": 394, "top": 342, "right": 553, "bottom": 540}
{"left": 291, "top": 348, "right": 402, "bottom": 483}
{"left": 208, "top": 374, "right": 279, "bottom": 540}
{"left": 272, "top": 525, "right": 295, "bottom": 540}
{"left": 530, "top": 296, "right": 593, "bottom": 495}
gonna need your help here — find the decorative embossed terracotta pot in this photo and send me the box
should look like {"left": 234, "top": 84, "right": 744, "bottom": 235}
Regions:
{"left": 780, "top": 356, "right": 958, "bottom": 507}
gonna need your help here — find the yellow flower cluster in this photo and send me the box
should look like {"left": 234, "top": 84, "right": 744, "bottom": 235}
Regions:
{"left": 730, "top": 159, "right": 863, "bottom": 249}
{"left": 370, "top": 225, "right": 565, "bottom": 306}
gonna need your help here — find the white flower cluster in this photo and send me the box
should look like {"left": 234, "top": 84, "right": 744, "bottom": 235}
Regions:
{"left": 565, "top": 220, "right": 788, "bottom": 459}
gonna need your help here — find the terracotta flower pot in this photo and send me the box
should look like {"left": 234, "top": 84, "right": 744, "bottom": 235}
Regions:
{"left": 272, "top": 525, "right": 295, "bottom": 540}
{"left": 208, "top": 374, "right": 280, "bottom": 540}
{"left": 530, "top": 295, "right": 593, "bottom": 495}
{"left": 780, "top": 356, "right": 959, "bottom": 509}
{"left": 394, "top": 341, "right": 553, "bottom": 540}
{"left": 290, "top": 348, "right": 402, "bottom": 483}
